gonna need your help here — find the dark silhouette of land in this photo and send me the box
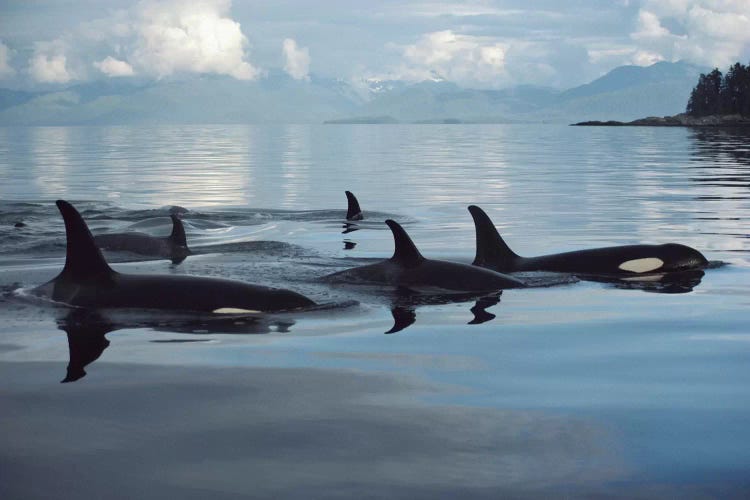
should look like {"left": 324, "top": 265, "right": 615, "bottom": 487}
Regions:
{"left": 575, "top": 61, "right": 750, "bottom": 127}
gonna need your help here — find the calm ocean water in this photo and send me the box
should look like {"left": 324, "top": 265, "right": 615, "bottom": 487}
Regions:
{"left": 1, "top": 124, "right": 749, "bottom": 498}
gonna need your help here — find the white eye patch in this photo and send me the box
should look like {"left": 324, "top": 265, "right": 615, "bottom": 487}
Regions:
{"left": 618, "top": 257, "right": 664, "bottom": 273}
{"left": 212, "top": 307, "right": 261, "bottom": 314}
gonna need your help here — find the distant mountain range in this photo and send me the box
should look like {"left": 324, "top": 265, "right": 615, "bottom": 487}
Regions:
{"left": 0, "top": 61, "right": 707, "bottom": 125}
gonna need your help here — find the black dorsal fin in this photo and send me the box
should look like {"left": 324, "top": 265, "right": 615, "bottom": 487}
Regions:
{"left": 168, "top": 214, "right": 188, "bottom": 248}
{"left": 345, "top": 191, "right": 363, "bottom": 220}
{"left": 56, "top": 200, "right": 115, "bottom": 283}
{"left": 468, "top": 205, "right": 519, "bottom": 272}
{"left": 385, "top": 219, "right": 424, "bottom": 267}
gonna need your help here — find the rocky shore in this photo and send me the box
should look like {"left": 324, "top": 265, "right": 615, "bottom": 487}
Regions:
{"left": 573, "top": 113, "right": 750, "bottom": 127}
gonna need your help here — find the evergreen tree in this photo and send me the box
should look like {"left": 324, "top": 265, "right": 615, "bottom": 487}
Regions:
{"left": 687, "top": 62, "right": 750, "bottom": 117}
{"left": 735, "top": 62, "right": 750, "bottom": 116}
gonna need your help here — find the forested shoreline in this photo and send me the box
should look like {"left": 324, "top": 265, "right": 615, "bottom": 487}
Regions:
{"left": 575, "top": 61, "right": 750, "bottom": 126}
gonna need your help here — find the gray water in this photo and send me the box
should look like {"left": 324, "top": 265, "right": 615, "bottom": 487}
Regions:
{"left": 1, "top": 124, "right": 749, "bottom": 498}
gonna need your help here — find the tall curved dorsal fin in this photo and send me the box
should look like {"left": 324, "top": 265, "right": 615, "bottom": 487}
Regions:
{"left": 345, "top": 191, "right": 363, "bottom": 220}
{"left": 56, "top": 200, "right": 116, "bottom": 283}
{"left": 385, "top": 219, "right": 424, "bottom": 267}
{"left": 468, "top": 205, "right": 519, "bottom": 271}
{"left": 168, "top": 214, "right": 188, "bottom": 248}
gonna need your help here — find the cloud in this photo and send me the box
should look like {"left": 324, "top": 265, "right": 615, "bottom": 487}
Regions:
{"left": 631, "top": 1, "right": 750, "bottom": 68}
{"left": 24, "top": 0, "right": 260, "bottom": 83}
{"left": 632, "top": 10, "right": 673, "bottom": 40}
{"left": 94, "top": 56, "right": 135, "bottom": 77}
{"left": 29, "top": 40, "right": 75, "bottom": 83}
{"left": 386, "top": 30, "right": 507, "bottom": 86}
{"left": 0, "top": 41, "right": 15, "bottom": 79}
{"left": 131, "top": 0, "right": 259, "bottom": 80}
{"left": 282, "top": 38, "right": 310, "bottom": 80}
{"left": 379, "top": 30, "right": 595, "bottom": 88}
{"left": 11, "top": 0, "right": 748, "bottom": 90}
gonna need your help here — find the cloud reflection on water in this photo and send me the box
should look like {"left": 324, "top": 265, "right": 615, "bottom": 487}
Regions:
{"left": 0, "top": 361, "right": 627, "bottom": 499}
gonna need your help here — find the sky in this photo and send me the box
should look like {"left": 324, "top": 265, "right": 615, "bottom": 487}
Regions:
{"left": 0, "top": 0, "right": 749, "bottom": 91}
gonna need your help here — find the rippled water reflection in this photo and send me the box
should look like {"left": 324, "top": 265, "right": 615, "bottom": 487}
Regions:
{"left": 1, "top": 124, "right": 749, "bottom": 497}
{"left": 2, "top": 125, "right": 748, "bottom": 255}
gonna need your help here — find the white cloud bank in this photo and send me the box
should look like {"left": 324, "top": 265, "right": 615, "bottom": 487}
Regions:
{"left": 379, "top": 1, "right": 750, "bottom": 88}
{"left": 384, "top": 30, "right": 507, "bottom": 86}
{"left": 378, "top": 30, "right": 589, "bottom": 88}
{"left": 29, "top": 40, "right": 75, "bottom": 83}
{"left": 13, "top": 0, "right": 750, "bottom": 88}
{"left": 0, "top": 41, "right": 15, "bottom": 79}
{"left": 282, "top": 38, "right": 310, "bottom": 80}
{"left": 26, "top": 0, "right": 260, "bottom": 83}
{"left": 631, "top": 0, "right": 750, "bottom": 68}
{"left": 132, "top": 0, "right": 259, "bottom": 80}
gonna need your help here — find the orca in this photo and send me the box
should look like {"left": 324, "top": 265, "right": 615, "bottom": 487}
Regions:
{"left": 94, "top": 213, "right": 190, "bottom": 264}
{"left": 468, "top": 205, "right": 709, "bottom": 277}
{"left": 33, "top": 200, "right": 316, "bottom": 313}
{"left": 323, "top": 219, "right": 526, "bottom": 291}
{"left": 345, "top": 191, "right": 363, "bottom": 220}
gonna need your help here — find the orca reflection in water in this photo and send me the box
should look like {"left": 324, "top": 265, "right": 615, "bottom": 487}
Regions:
{"left": 60, "top": 309, "right": 112, "bottom": 383}
{"left": 468, "top": 205, "right": 709, "bottom": 279}
{"left": 94, "top": 213, "right": 191, "bottom": 264}
{"left": 33, "top": 200, "right": 316, "bottom": 313}
{"left": 586, "top": 269, "right": 705, "bottom": 294}
{"left": 58, "top": 308, "right": 293, "bottom": 383}
{"left": 324, "top": 219, "right": 525, "bottom": 292}
{"left": 342, "top": 222, "right": 360, "bottom": 235}
{"left": 386, "top": 291, "right": 502, "bottom": 334}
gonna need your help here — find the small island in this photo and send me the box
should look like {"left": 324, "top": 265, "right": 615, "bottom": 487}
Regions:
{"left": 324, "top": 115, "right": 399, "bottom": 124}
{"left": 574, "top": 61, "right": 750, "bottom": 127}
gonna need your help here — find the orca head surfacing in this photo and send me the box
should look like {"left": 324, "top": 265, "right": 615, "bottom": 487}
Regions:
{"left": 615, "top": 243, "right": 707, "bottom": 275}
{"left": 345, "top": 191, "right": 363, "bottom": 221}
{"left": 653, "top": 243, "right": 709, "bottom": 272}
{"left": 468, "top": 205, "right": 520, "bottom": 272}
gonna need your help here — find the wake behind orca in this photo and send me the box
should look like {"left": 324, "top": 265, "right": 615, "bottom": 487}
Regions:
{"left": 94, "top": 213, "right": 190, "bottom": 264}
{"left": 32, "top": 200, "right": 315, "bottom": 313}
{"left": 468, "top": 205, "right": 709, "bottom": 277}
{"left": 324, "top": 219, "right": 525, "bottom": 292}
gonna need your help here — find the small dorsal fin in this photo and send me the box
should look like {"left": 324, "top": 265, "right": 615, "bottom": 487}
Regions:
{"left": 56, "top": 200, "right": 115, "bottom": 283}
{"left": 168, "top": 214, "right": 188, "bottom": 248}
{"left": 385, "top": 219, "right": 424, "bottom": 267}
{"left": 468, "top": 205, "right": 519, "bottom": 271}
{"left": 345, "top": 191, "right": 363, "bottom": 220}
